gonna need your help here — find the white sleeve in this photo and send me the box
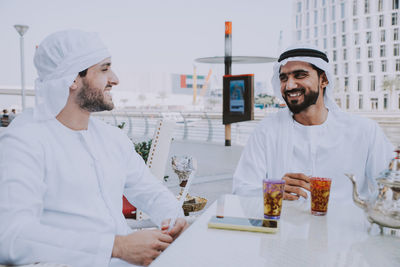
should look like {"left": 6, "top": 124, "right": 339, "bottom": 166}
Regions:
{"left": 0, "top": 131, "right": 114, "bottom": 267}
{"left": 364, "top": 122, "right": 395, "bottom": 194}
{"left": 232, "top": 125, "right": 268, "bottom": 196}
{"left": 123, "top": 149, "right": 183, "bottom": 226}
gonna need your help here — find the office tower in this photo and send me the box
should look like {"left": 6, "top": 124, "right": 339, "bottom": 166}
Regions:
{"left": 293, "top": 0, "right": 400, "bottom": 111}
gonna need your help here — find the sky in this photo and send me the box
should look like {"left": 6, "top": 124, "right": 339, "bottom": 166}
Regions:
{"left": 0, "top": 0, "right": 293, "bottom": 94}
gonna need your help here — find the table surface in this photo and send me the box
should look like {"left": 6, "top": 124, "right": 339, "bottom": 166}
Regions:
{"left": 151, "top": 194, "right": 400, "bottom": 267}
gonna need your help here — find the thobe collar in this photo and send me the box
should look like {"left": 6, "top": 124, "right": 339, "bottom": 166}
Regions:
{"left": 291, "top": 109, "right": 331, "bottom": 129}
{"left": 51, "top": 117, "right": 99, "bottom": 161}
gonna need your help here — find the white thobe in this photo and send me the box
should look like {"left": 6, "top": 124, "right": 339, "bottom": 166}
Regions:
{"left": 233, "top": 109, "right": 394, "bottom": 201}
{"left": 0, "top": 116, "right": 182, "bottom": 267}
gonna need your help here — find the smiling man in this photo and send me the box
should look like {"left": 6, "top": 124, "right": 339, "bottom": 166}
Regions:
{"left": 233, "top": 44, "right": 394, "bottom": 202}
{"left": 0, "top": 30, "right": 187, "bottom": 267}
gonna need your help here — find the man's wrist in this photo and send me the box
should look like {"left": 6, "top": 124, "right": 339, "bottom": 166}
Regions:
{"left": 112, "top": 235, "right": 123, "bottom": 259}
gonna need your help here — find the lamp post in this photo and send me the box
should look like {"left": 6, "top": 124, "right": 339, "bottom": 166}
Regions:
{"left": 14, "top": 24, "right": 29, "bottom": 110}
{"left": 224, "top": 21, "right": 232, "bottom": 146}
{"left": 194, "top": 21, "right": 276, "bottom": 146}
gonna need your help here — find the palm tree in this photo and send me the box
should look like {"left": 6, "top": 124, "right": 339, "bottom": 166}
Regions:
{"left": 381, "top": 76, "right": 400, "bottom": 111}
{"left": 255, "top": 94, "right": 277, "bottom": 108}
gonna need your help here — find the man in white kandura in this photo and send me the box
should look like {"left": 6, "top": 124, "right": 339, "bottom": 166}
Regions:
{"left": 0, "top": 30, "right": 187, "bottom": 267}
{"left": 233, "top": 44, "right": 394, "bottom": 201}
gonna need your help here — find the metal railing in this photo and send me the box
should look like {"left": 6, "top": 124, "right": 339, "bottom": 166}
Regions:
{"left": 0, "top": 109, "right": 398, "bottom": 146}
{"left": 92, "top": 109, "right": 400, "bottom": 146}
{"left": 92, "top": 110, "right": 261, "bottom": 145}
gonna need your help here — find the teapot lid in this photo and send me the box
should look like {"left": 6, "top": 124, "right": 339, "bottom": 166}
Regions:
{"left": 377, "top": 149, "right": 400, "bottom": 187}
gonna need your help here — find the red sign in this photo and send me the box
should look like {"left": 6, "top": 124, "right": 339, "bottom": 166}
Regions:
{"left": 180, "top": 75, "right": 187, "bottom": 88}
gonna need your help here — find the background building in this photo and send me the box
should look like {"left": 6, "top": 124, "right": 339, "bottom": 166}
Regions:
{"left": 171, "top": 73, "right": 207, "bottom": 95}
{"left": 293, "top": 0, "right": 400, "bottom": 111}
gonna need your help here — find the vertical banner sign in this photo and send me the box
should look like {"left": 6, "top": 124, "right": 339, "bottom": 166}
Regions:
{"left": 223, "top": 74, "right": 254, "bottom": 124}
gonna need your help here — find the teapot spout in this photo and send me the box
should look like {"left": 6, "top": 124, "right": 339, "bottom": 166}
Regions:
{"left": 344, "top": 173, "right": 367, "bottom": 210}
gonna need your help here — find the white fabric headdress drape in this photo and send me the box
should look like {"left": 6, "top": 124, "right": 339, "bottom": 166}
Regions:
{"left": 271, "top": 44, "right": 339, "bottom": 111}
{"left": 33, "top": 30, "right": 110, "bottom": 121}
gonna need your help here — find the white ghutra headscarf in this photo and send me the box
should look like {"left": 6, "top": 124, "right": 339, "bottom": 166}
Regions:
{"left": 271, "top": 44, "right": 339, "bottom": 111}
{"left": 33, "top": 30, "right": 110, "bottom": 121}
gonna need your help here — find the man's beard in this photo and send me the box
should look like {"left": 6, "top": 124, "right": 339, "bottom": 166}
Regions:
{"left": 76, "top": 80, "right": 114, "bottom": 112}
{"left": 283, "top": 87, "right": 319, "bottom": 114}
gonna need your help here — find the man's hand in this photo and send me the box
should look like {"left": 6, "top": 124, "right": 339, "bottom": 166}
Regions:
{"left": 112, "top": 229, "right": 173, "bottom": 266}
{"left": 282, "top": 173, "right": 311, "bottom": 200}
{"left": 161, "top": 218, "right": 189, "bottom": 240}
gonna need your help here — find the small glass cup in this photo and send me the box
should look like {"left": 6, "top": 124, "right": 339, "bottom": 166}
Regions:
{"left": 310, "top": 177, "right": 332, "bottom": 216}
{"left": 263, "top": 179, "right": 285, "bottom": 219}
{"left": 171, "top": 155, "right": 195, "bottom": 196}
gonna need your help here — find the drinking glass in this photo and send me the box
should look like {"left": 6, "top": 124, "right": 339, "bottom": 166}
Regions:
{"left": 263, "top": 179, "right": 285, "bottom": 219}
{"left": 310, "top": 177, "right": 332, "bottom": 216}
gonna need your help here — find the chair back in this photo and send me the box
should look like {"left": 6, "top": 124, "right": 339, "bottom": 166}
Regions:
{"left": 136, "top": 119, "right": 176, "bottom": 221}
{"left": 146, "top": 119, "right": 176, "bottom": 180}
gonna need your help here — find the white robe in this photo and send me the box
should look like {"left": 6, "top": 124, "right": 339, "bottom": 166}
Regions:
{"left": 0, "top": 116, "right": 182, "bottom": 267}
{"left": 233, "top": 109, "right": 394, "bottom": 201}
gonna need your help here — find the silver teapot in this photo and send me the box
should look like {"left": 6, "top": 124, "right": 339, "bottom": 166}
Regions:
{"left": 345, "top": 150, "right": 400, "bottom": 229}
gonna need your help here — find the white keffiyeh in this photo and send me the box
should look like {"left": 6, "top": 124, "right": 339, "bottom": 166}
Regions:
{"left": 271, "top": 43, "right": 339, "bottom": 111}
{"left": 33, "top": 30, "right": 110, "bottom": 121}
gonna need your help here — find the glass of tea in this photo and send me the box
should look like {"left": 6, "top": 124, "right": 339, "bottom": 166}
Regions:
{"left": 310, "top": 177, "right": 332, "bottom": 216}
{"left": 263, "top": 179, "right": 285, "bottom": 219}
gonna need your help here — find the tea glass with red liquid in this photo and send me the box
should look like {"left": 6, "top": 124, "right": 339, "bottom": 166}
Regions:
{"left": 310, "top": 177, "right": 332, "bottom": 216}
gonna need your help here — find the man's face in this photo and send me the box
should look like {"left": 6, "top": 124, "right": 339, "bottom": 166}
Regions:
{"left": 279, "top": 61, "right": 324, "bottom": 114}
{"left": 76, "top": 57, "right": 119, "bottom": 112}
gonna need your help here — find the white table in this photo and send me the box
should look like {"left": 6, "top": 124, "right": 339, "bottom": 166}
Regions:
{"left": 0, "top": 264, "right": 70, "bottom": 267}
{"left": 151, "top": 194, "right": 400, "bottom": 267}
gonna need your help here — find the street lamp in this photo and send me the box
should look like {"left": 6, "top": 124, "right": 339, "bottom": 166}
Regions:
{"left": 14, "top": 24, "right": 29, "bottom": 110}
